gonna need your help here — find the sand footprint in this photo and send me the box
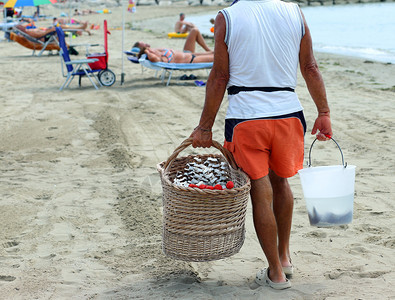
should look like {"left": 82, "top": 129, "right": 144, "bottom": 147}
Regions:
{"left": 325, "top": 266, "right": 389, "bottom": 280}
{"left": 0, "top": 275, "right": 16, "bottom": 282}
{"left": 383, "top": 238, "right": 395, "bottom": 249}
{"left": 356, "top": 224, "right": 389, "bottom": 234}
{"left": 303, "top": 230, "right": 327, "bottom": 238}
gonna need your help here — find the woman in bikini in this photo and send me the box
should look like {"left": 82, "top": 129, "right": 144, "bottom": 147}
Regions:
{"left": 132, "top": 27, "right": 213, "bottom": 63}
{"left": 134, "top": 40, "right": 213, "bottom": 64}
{"left": 140, "top": 46, "right": 213, "bottom": 64}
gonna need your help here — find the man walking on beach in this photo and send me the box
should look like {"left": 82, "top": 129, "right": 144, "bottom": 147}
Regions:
{"left": 190, "top": 0, "right": 332, "bottom": 290}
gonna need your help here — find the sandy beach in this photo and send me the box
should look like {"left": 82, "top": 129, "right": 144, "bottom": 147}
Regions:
{"left": 1, "top": 3, "right": 395, "bottom": 299}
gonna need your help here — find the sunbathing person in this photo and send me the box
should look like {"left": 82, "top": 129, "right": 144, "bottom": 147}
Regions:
{"left": 175, "top": 13, "right": 196, "bottom": 34}
{"left": 133, "top": 26, "right": 212, "bottom": 56}
{"left": 134, "top": 42, "right": 213, "bottom": 64}
{"left": 15, "top": 17, "right": 90, "bottom": 41}
{"left": 53, "top": 17, "right": 91, "bottom": 35}
{"left": 73, "top": 9, "right": 98, "bottom": 16}
{"left": 14, "top": 24, "right": 56, "bottom": 41}
{"left": 135, "top": 28, "right": 213, "bottom": 53}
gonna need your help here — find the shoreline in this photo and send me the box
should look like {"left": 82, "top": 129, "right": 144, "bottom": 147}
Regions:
{"left": 131, "top": 3, "right": 395, "bottom": 66}
{"left": 1, "top": 4, "right": 394, "bottom": 299}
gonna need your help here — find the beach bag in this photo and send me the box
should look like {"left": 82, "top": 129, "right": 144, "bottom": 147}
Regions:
{"left": 68, "top": 46, "right": 79, "bottom": 56}
{"left": 157, "top": 138, "right": 251, "bottom": 262}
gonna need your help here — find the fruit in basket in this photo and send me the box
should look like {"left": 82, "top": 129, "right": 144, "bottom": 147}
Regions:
{"left": 198, "top": 184, "right": 207, "bottom": 189}
{"left": 188, "top": 183, "right": 198, "bottom": 188}
{"left": 226, "top": 181, "right": 234, "bottom": 189}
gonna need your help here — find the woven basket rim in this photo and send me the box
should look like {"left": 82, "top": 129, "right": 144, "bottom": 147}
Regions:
{"left": 157, "top": 154, "right": 251, "bottom": 194}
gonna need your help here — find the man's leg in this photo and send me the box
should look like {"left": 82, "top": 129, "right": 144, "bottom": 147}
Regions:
{"left": 183, "top": 28, "right": 211, "bottom": 52}
{"left": 269, "top": 170, "right": 294, "bottom": 269}
{"left": 250, "top": 176, "right": 287, "bottom": 283}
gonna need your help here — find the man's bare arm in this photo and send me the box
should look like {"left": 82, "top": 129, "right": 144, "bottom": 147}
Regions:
{"left": 299, "top": 11, "right": 332, "bottom": 140}
{"left": 191, "top": 12, "right": 229, "bottom": 148}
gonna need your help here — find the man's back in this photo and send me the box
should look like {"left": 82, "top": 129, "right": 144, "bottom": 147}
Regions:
{"left": 221, "top": 0, "right": 305, "bottom": 119}
{"left": 222, "top": 0, "right": 304, "bottom": 89}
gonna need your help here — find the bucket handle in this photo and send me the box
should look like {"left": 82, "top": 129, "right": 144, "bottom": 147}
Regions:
{"left": 308, "top": 137, "right": 347, "bottom": 168}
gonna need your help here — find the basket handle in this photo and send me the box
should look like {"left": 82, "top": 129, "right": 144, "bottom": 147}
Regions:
{"left": 163, "top": 138, "right": 238, "bottom": 172}
{"left": 308, "top": 137, "right": 347, "bottom": 168}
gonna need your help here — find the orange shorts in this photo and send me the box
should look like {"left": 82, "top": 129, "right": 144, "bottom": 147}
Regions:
{"left": 223, "top": 112, "right": 306, "bottom": 180}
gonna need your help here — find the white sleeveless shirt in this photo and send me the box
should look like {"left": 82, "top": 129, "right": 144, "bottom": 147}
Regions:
{"left": 221, "top": 0, "right": 305, "bottom": 119}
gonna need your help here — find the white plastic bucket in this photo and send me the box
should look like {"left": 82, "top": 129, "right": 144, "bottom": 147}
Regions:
{"left": 298, "top": 138, "right": 356, "bottom": 227}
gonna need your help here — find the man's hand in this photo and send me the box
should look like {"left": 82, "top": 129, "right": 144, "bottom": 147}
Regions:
{"left": 190, "top": 126, "right": 213, "bottom": 148}
{"left": 311, "top": 114, "right": 332, "bottom": 141}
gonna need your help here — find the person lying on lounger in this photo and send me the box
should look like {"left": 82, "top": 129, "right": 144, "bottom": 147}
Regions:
{"left": 73, "top": 8, "right": 99, "bottom": 16}
{"left": 133, "top": 28, "right": 213, "bottom": 63}
{"left": 53, "top": 17, "right": 92, "bottom": 35}
{"left": 14, "top": 24, "right": 56, "bottom": 41}
{"left": 15, "top": 19, "right": 90, "bottom": 41}
{"left": 134, "top": 27, "right": 212, "bottom": 54}
{"left": 137, "top": 45, "right": 213, "bottom": 64}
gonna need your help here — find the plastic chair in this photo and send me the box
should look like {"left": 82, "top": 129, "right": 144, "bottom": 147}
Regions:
{"left": 55, "top": 26, "right": 102, "bottom": 91}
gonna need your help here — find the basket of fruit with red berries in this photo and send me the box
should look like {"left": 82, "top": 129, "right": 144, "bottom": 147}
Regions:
{"left": 157, "top": 138, "right": 251, "bottom": 262}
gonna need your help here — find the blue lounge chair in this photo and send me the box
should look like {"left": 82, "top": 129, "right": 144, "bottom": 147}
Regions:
{"left": 55, "top": 26, "right": 102, "bottom": 90}
{"left": 136, "top": 54, "right": 213, "bottom": 86}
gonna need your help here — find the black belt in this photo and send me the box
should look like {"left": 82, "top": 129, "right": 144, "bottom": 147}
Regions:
{"left": 227, "top": 86, "right": 295, "bottom": 95}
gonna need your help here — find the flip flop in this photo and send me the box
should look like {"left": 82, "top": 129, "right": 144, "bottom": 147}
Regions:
{"left": 194, "top": 80, "right": 206, "bottom": 86}
{"left": 180, "top": 74, "right": 188, "bottom": 80}
{"left": 188, "top": 74, "right": 197, "bottom": 80}
{"left": 255, "top": 268, "right": 291, "bottom": 290}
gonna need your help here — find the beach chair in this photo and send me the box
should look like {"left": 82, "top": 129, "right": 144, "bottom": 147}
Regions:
{"left": 124, "top": 47, "right": 140, "bottom": 64}
{"left": 138, "top": 54, "right": 213, "bottom": 86}
{"left": 55, "top": 26, "right": 102, "bottom": 91}
{"left": 10, "top": 28, "right": 59, "bottom": 56}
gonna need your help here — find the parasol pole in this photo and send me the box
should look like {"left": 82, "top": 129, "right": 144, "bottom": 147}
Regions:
{"left": 121, "top": 0, "right": 126, "bottom": 85}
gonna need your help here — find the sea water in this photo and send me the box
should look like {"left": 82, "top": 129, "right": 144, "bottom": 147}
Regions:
{"left": 301, "top": 2, "right": 395, "bottom": 64}
{"left": 305, "top": 194, "right": 354, "bottom": 227}
{"left": 189, "top": 2, "right": 395, "bottom": 64}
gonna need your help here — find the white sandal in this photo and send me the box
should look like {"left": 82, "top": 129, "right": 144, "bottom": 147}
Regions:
{"left": 283, "top": 265, "right": 294, "bottom": 277}
{"left": 255, "top": 268, "right": 291, "bottom": 290}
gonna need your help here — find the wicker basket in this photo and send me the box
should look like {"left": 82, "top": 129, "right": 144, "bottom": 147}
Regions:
{"left": 157, "top": 138, "right": 251, "bottom": 262}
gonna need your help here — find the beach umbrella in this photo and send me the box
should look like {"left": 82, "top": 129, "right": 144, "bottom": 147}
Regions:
{"left": 4, "top": 0, "right": 57, "bottom": 8}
